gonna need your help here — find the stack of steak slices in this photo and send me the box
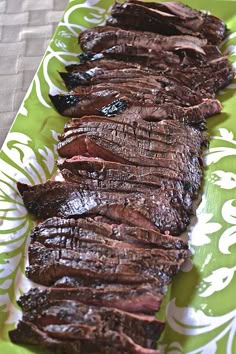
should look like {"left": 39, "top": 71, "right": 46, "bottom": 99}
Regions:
{"left": 9, "top": 1, "right": 234, "bottom": 353}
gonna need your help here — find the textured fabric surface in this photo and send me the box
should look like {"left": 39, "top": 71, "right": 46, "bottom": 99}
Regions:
{"left": 0, "top": 0, "right": 68, "bottom": 148}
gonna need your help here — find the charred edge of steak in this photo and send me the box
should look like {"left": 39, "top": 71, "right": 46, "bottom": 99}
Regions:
{"left": 9, "top": 320, "right": 162, "bottom": 354}
{"left": 52, "top": 275, "right": 167, "bottom": 293}
{"left": 32, "top": 216, "right": 189, "bottom": 251}
{"left": 17, "top": 287, "right": 165, "bottom": 338}
{"left": 28, "top": 303, "right": 165, "bottom": 344}
{"left": 50, "top": 275, "right": 167, "bottom": 295}
{"left": 9, "top": 321, "right": 71, "bottom": 351}
{"left": 25, "top": 241, "right": 183, "bottom": 286}
{"left": 59, "top": 71, "right": 92, "bottom": 90}
{"left": 98, "top": 99, "right": 130, "bottom": 116}
{"left": 17, "top": 179, "right": 193, "bottom": 235}
{"left": 107, "top": 0, "right": 228, "bottom": 45}
{"left": 29, "top": 220, "right": 191, "bottom": 263}
{"left": 17, "top": 288, "right": 165, "bottom": 331}
{"left": 78, "top": 26, "right": 207, "bottom": 54}
{"left": 78, "top": 51, "right": 104, "bottom": 64}
{"left": 18, "top": 284, "right": 166, "bottom": 315}
{"left": 49, "top": 94, "right": 80, "bottom": 116}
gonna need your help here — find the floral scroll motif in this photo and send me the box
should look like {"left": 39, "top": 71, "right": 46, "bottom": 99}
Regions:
{"left": 0, "top": 132, "right": 57, "bottom": 323}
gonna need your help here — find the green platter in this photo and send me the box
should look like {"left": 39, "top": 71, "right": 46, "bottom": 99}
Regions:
{"left": 0, "top": 0, "right": 236, "bottom": 353}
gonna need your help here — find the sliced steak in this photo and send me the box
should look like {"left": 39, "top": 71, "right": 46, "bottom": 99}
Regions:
{"left": 57, "top": 134, "right": 200, "bottom": 176}
{"left": 61, "top": 59, "right": 233, "bottom": 95}
{"left": 50, "top": 91, "right": 221, "bottom": 126}
{"left": 49, "top": 90, "right": 126, "bottom": 117}
{"left": 57, "top": 153, "right": 199, "bottom": 178}
{"left": 107, "top": 0, "right": 227, "bottom": 44}
{"left": 60, "top": 67, "right": 179, "bottom": 91}
{"left": 100, "top": 43, "right": 195, "bottom": 67}
{"left": 19, "top": 284, "right": 165, "bottom": 314}
{"left": 10, "top": 321, "right": 81, "bottom": 354}
{"left": 63, "top": 115, "right": 207, "bottom": 154}
{"left": 21, "top": 300, "right": 165, "bottom": 348}
{"left": 52, "top": 275, "right": 166, "bottom": 292}
{"left": 42, "top": 323, "right": 157, "bottom": 351}
{"left": 65, "top": 56, "right": 143, "bottom": 72}
{"left": 50, "top": 86, "right": 201, "bottom": 119}
{"left": 171, "top": 63, "right": 234, "bottom": 94}
{"left": 30, "top": 217, "right": 190, "bottom": 264}
{"left": 57, "top": 134, "right": 202, "bottom": 186}
{"left": 67, "top": 44, "right": 230, "bottom": 71}
{"left": 70, "top": 77, "right": 206, "bottom": 106}
{"left": 59, "top": 119, "right": 203, "bottom": 153}
{"left": 63, "top": 52, "right": 233, "bottom": 95}
{"left": 59, "top": 167, "right": 198, "bottom": 197}
{"left": 64, "top": 116, "right": 205, "bottom": 146}
{"left": 79, "top": 26, "right": 207, "bottom": 54}
{"left": 66, "top": 51, "right": 182, "bottom": 72}
{"left": 58, "top": 157, "right": 200, "bottom": 198}
{"left": 30, "top": 229, "right": 189, "bottom": 264}
{"left": 10, "top": 320, "right": 161, "bottom": 354}
{"left": 19, "top": 288, "right": 165, "bottom": 345}
{"left": 98, "top": 99, "right": 221, "bottom": 128}
{"left": 17, "top": 180, "right": 191, "bottom": 234}
{"left": 70, "top": 83, "right": 204, "bottom": 108}
{"left": 33, "top": 217, "right": 188, "bottom": 251}
{"left": 26, "top": 242, "right": 182, "bottom": 285}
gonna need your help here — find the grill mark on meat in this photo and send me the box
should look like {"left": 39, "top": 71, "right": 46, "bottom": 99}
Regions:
{"left": 60, "top": 67, "right": 201, "bottom": 96}
{"left": 51, "top": 275, "right": 163, "bottom": 294}
{"left": 17, "top": 181, "right": 191, "bottom": 234}
{"left": 107, "top": 0, "right": 227, "bottom": 44}
{"left": 66, "top": 44, "right": 230, "bottom": 71}
{"left": 19, "top": 282, "right": 167, "bottom": 314}
{"left": 9, "top": 320, "right": 161, "bottom": 354}
{"left": 21, "top": 298, "right": 165, "bottom": 348}
{"left": 98, "top": 99, "right": 221, "bottom": 129}
{"left": 79, "top": 26, "right": 207, "bottom": 54}
{"left": 49, "top": 90, "right": 126, "bottom": 117}
{"left": 61, "top": 60, "right": 234, "bottom": 95}
{"left": 65, "top": 57, "right": 142, "bottom": 72}
{"left": 57, "top": 156, "right": 202, "bottom": 196}
{"left": 59, "top": 167, "right": 196, "bottom": 197}
{"left": 65, "top": 116, "right": 207, "bottom": 145}
{"left": 57, "top": 133, "right": 202, "bottom": 181}
{"left": 26, "top": 242, "right": 182, "bottom": 286}
{"left": 50, "top": 90, "right": 221, "bottom": 125}
{"left": 30, "top": 218, "right": 190, "bottom": 264}
{"left": 32, "top": 217, "right": 188, "bottom": 251}
{"left": 59, "top": 119, "right": 203, "bottom": 153}
{"left": 30, "top": 233, "right": 190, "bottom": 263}
{"left": 68, "top": 78, "right": 206, "bottom": 107}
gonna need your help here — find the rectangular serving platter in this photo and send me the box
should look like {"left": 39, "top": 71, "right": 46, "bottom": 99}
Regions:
{"left": 0, "top": 0, "right": 236, "bottom": 353}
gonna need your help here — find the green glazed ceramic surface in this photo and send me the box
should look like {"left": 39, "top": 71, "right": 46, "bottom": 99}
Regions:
{"left": 0, "top": 0, "right": 236, "bottom": 353}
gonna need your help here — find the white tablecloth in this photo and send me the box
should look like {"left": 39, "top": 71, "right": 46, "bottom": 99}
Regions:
{"left": 0, "top": 0, "right": 68, "bottom": 148}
